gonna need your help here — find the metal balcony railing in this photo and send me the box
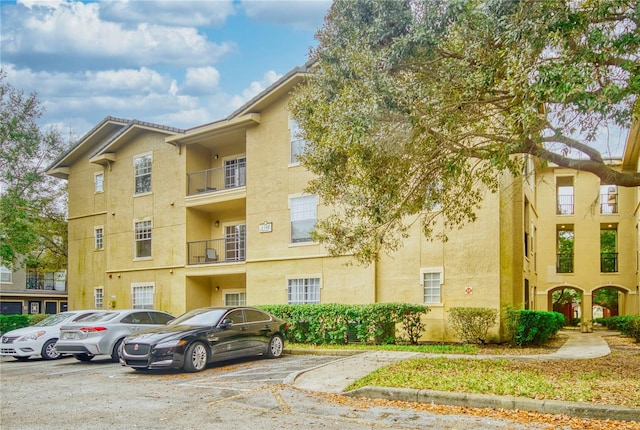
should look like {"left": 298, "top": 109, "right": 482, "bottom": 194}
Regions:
{"left": 187, "top": 238, "right": 246, "bottom": 265}
{"left": 600, "top": 193, "right": 618, "bottom": 214}
{"left": 556, "top": 195, "right": 574, "bottom": 215}
{"left": 556, "top": 253, "right": 574, "bottom": 273}
{"left": 601, "top": 252, "right": 618, "bottom": 273}
{"left": 187, "top": 163, "right": 246, "bottom": 196}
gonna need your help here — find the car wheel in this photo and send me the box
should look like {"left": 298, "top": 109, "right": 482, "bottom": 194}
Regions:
{"left": 15, "top": 356, "right": 30, "bottom": 361}
{"left": 183, "top": 342, "right": 208, "bottom": 373}
{"left": 111, "top": 338, "right": 124, "bottom": 362}
{"left": 41, "top": 339, "right": 61, "bottom": 360}
{"left": 73, "top": 353, "right": 94, "bottom": 362}
{"left": 266, "top": 335, "right": 284, "bottom": 359}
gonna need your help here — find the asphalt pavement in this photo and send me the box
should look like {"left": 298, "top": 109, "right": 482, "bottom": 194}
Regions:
{"left": 287, "top": 330, "right": 640, "bottom": 422}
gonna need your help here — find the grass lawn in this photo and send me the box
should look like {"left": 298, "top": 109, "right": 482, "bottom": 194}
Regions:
{"left": 344, "top": 335, "right": 640, "bottom": 408}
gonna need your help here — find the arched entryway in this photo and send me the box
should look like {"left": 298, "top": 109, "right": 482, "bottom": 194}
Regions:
{"left": 592, "top": 285, "right": 632, "bottom": 319}
{"left": 548, "top": 285, "right": 584, "bottom": 327}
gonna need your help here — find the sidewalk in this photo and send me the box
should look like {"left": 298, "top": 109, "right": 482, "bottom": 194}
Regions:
{"left": 288, "top": 330, "right": 640, "bottom": 422}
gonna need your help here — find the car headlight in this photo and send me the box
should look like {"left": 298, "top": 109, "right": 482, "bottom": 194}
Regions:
{"left": 18, "top": 331, "right": 46, "bottom": 341}
{"left": 154, "top": 339, "right": 187, "bottom": 350}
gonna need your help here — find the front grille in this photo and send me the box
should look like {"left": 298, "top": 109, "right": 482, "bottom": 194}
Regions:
{"left": 1, "top": 348, "right": 17, "bottom": 354}
{"left": 124, "top": 343, "right": 150, "bottom": 355}
{"left": 1, "top": 336, "right": 18, "bottom": 344}
{"left": 125, "top": 359, "right": 149, "bottom": 367}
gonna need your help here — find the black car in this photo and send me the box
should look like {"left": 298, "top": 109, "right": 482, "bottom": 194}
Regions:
{"left": 119, "top": 307, "right": 288, "bottom": 372}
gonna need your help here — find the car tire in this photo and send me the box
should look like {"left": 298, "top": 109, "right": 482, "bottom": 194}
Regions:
{"left": 265, "top": 335, "right": 284, "bottom": 359}
{"left": 111, "top": 338, "right": 124, "bottom": 362}
{"left": 73, "top": 353, "right": 94, "bottom": 362}
{"left": 41, "top": 339, "right": 61, "bottom": 360}
{"left": 183, "top": 342, "right": 208, "bottom": 373}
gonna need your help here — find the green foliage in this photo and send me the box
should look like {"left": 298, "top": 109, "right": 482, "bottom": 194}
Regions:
{"left": 28, "top": 313, "right": 50, "bottom": 325}
{"left": 626, "top": 318, "right": 640, "bottom": 342}
{"left": 595, "top": 315, "right": 640, "bottom": 337}
{"left": 448, "top": 307, "right": 498, "bottom": 344}
{"left": 0, "top": 73, "right": 68, "bottom": 270}
{"left": 593, "top": 288, "right": 619, "bottom": 310}
{"left": 505, "top": 309, "right": 565, "bottom": 346}
{"left": 0, "top": 314, "right": 29, "bottom": 334}
{"left": 258, "top": 303, "right": 429, "bottom": 345}
{"left": 290, "top": 0, "right": 640, "bottom": 262}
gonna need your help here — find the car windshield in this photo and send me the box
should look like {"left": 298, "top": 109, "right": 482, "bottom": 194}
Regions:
{"left": 169, "top": 309, "right": 227, "bottom": 326}
{"left": 34, "top": 313, "right": 73, "bottom": 327}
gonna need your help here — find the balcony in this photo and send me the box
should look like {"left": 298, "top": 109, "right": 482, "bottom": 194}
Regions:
{"left": 601, "top": 252, "right": 618, "bottom": 273}
{"left": 556, "top": 195, "right": 574, "bottom": 215}
{"left": 556, "top": 253, "right": 574, "bottom": 273}
{"left": 187, "top": 162, "right": 246, "bottom": 196}
{"left": 187, "top": 238, "right": 246, "bottom": 266}
{"left": 600, "top": 193, "right": 618, "bottom": 214}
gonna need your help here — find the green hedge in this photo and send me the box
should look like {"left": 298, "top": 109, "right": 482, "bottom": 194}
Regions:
{"left": 448, "top": 307, "right": 498, "bottom": 344}
{"left": 258, "top": 303, "right": 430, "bottom": 345}
{"left": 0, "top": 314, "right": 52, "bottom": 334}
{"left": 627, "top": 318, "right": 640, "bottom": 342}
{"left": 505, "top": 308, "right": 565, "bottom": 346}
{"left": 594, "top": 315, "right": 640, "bottom": 336}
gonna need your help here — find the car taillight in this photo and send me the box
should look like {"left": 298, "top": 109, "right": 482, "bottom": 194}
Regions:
{"left": 80, "top": 327, "right": 108, "bottom": 332}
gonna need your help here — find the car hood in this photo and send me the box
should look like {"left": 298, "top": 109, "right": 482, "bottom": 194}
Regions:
{"left": 125, "top": 324, "right": 209, "bottom": 343}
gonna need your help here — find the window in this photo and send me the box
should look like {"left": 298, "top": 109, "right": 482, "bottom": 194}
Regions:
{"left": 289, "top": 118, "right": 307, "bottom": 164}
{"left": 0, "top": 265, "right": 12, "bottom": 283}
{"left": 95, "top": 227, "right": 104, "bottom": 250}
{"left": 224, "top": 292, "right": 246, "bottom": 306}
{"left": 95, "top": 287, "right": 104, "bottom": 308}
{"left": 556, "top": 225, "right": 574, "bottom": 273}
{"left": 421, "top": 268, "right": 442, "bottom": 304}
{"left": 225, "top": 224, "right": 246, "bottom": 262}
{"left": 94, "top": 172, "right": 104, "bottom": 193}
{"left": 601, "top": 224, "right": 618, "bottom": 272}
{"left": 288, "top": 277, "right": 320, "bottom": 304}
{"left": 134, "top": 220, "right": 152, "bottom": 258}
{"left": 132, "top": 284, "right": 154, "bottom": 309}
{"left": 556, "top": 177, "right": 574, "bottom": 215}
{"left": 134, "top": 154, "right": 152, "bottom": 195}
{"left": 224, "top": 157, "right": 246, "bottom": 188}
{"left": 289, "top": 195, "right": 317, "bottom": 243}
{"left": 600, "top": 185, "right": 618, "bottom": 214}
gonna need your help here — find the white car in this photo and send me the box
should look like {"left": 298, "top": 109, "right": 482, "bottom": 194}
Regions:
{"left": 0, "top": 311, "right": 98, "bottom": 360}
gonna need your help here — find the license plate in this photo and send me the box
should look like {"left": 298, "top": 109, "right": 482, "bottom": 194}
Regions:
{"left": 62, "top": 332, "right": 79, "bottom": 340}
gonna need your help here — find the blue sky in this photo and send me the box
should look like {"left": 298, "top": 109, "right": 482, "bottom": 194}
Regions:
{"left": 0, "top": 0, "right": 331, "bottom": 139}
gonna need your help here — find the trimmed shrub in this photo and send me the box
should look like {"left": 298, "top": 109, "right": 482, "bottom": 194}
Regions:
{"left": 626, "top": 317, "right": 640, "bottom": 342}
{"left": 258, "top": 303, "right": 430, "bottom": 345}
{"left": 595, "top": 315, "right": 638, "bottom": 335}
{"left": 448, "top": 307, "right": 497, "bottom": 344}
{"left": 28, "top": 314, "right": 50, "bottom": 325}
{"left": 0, "top": 314, "right": 30, "bottom": 334}
{"left": 505, "top": 308, "right": 565, "bottom": 346}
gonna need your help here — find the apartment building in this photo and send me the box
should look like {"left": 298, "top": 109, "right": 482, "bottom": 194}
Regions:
{"left": 0, "top": 265, "right": 68, "bottom": 314}
{"left": 46, "top": 63, "right": 639, "bottom": 341}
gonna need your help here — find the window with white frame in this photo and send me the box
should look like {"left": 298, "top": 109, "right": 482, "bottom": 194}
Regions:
{"left": 132, "top": 284, "right": 154, "bottom": 309}
{"left": 94, "top": 287, "right": 104, "bottom": 308}
{"left": 289, "top": 195, "right": 317, "bottom": 243}
{"left": 224, "top": 157, "right": 246, "bottom": 188}
{"left": 134, "top": 154, "right": 152, "bottom": 195}
{"left": 289, "top": 118, "right": 307, "bottom": 164}
{"left": 421, "top": 268, "right": 442, "bottom": 304}
{"left": 287, "top": 277, "right": 320, "bottom": 304}
{"left": 94, "top": 172, "right": 104, "bottom": 193}
{"left": 134, "top": 220, "right": 152, "bottom": 258}
{"left": 224, "top": 292, "right": 246, "bottom": 306}
{"left": 0, "top": 265, "right": 12, "bottom": 283}
{"left": 95, "top": 226, "right": 104, "bottom": 250}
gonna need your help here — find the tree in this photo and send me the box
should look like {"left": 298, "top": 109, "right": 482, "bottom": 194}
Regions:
{"left": 289, "top": 0, "right": 639, "bottom": 263}
{"left": 0, "top": 73, "right": 68, "bottom": 271}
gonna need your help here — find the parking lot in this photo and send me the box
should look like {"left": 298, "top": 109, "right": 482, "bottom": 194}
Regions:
{"left": 1, "top": 354, "right": 554, "bottom": 429}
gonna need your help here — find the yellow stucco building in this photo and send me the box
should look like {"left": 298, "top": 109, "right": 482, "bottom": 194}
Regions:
{"left": 47, "top": 63, "right": 639, "bottom": 341}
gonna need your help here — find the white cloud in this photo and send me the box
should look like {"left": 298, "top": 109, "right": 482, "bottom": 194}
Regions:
{"left": 100, "top": 0, "right": 236, "bottom": 28}
{"left": 240, "top": 0, "right": 330, "bottom": 31}
{"left": 182, "top": 66, "right": 221, "bottom": 95}
{"left": 238, "top": 70, "right": 282, "bottom": 104}
{"left": 5, "top": 1, "right": 236, "bottom": 69}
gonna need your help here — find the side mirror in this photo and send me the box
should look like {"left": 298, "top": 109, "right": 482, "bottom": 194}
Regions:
{"left": 219, "top": 318, "right": 233, "bottom": 328}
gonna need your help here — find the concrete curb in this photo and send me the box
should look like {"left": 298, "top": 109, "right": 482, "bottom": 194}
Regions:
{"left": 345, "top": 386, "right": 640, "bottom": 422}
